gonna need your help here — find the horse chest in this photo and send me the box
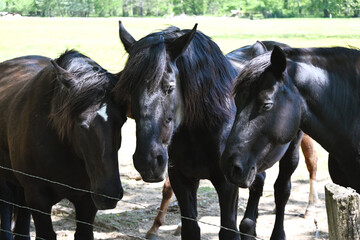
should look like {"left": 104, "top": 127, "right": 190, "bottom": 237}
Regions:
{"left": 169, "top": 128, "right": 222, "bottom": 179}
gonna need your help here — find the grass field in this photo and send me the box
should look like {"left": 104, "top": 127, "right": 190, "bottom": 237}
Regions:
{"left": 1, "top": 16, "right": 359, "bottom": 72}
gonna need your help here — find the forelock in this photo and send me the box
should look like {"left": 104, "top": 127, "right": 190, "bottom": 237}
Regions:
{"left": 234, "top": 52, "right": 271, "bottom": 95}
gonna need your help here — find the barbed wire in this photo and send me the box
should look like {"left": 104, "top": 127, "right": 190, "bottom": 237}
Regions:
{"left": 0, "top": 164, "right": 264, "bottom": 240}
{"left": 0, "top": 198, "right": 147, "bottom": 240}
{"left": 0, "top": 228, "right": 43, "bottom": 240}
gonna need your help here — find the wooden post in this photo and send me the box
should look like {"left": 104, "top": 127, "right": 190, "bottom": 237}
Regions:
{"left": 325, "top": 183, "right": 360, "bottom": 240}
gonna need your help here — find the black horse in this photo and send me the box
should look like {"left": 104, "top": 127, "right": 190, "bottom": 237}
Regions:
{"left": 221, "top": 46, "right": 360, "bottom": 239}
{"left": 0, "top": 181, "right": 30, "bottom": 240}
{"left": 141, "top": 40, "right": 289, "bottom": 240}
{"left": 0, "top": 56, "right": 50, "bottom": 240}
{"left": 0, "top": 50, "right": 126, "bottom": 240}
{"left": 119, "top": 23, "right": 243, "bottom": 239}
{"left": 113, "top": 22, "right": 197, "bottom": 183}
{"left": 120, "top": 23, "right": 311, "bottom": 239}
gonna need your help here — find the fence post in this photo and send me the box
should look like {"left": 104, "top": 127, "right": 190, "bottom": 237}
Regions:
{"left": 325, "top": 183, "right": 360, "bottom": 240}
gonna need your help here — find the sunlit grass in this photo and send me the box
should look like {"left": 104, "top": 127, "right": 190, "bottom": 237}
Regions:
{"left": 1, "top": 17, "right": 359, "bottom": 72}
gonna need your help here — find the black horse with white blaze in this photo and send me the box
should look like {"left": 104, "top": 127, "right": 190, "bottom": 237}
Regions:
{"left": 0, "top": 50, "right": 126, "bottom": 240}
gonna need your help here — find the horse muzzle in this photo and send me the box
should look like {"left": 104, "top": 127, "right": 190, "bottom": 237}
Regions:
{"left": 91, "top": 185, "right": 123, "bottom": 210}
{"left": 222, "top": 152, "right": 257, "bottom": 188}
{"left": 133, "top": 146, "right": 168, "bottom": 183}
{"left": 139, "top": 170, "right": 166, "bottom": 183}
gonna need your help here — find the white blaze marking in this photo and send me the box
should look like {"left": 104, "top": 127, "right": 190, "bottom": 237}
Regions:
{"left": 97, "top": 103, "right": 108, "bottom": 122}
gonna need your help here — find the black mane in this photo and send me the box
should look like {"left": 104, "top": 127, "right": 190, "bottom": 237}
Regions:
{"left": 114, "top": 26, "right": 237, "bottom": 127}
{"left": 233, "top": 52, "right": 271, "bottom": 95}
{"left": 113, "top": 34, "right": 167, "bottom": 105}
{"left": 175, "top": 29, "right": 238, "bottom": 127}
{"left": 50, "top": 49, "right": 117, "bottom": 139}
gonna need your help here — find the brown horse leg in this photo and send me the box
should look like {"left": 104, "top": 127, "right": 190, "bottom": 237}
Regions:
{"left": 300, "top": 134, "right": 319, "bottom": 218}
{"left": 146, "top": 176, "right": 174, "bottom": 240}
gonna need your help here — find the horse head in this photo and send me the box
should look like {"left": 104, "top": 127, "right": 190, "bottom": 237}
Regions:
{"left": 50, "top": 51, "right": 126, "bottom": 209}
{"left": 221, "top": 46, "right": 302, "bottom": 188}
{"left": 114, "top": 22, "right": 197, "bottom": 182}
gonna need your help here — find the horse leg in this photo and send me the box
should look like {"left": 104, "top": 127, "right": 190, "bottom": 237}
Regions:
{"left": 25, "top": 191, "right": 56, "bottom": 240}
{"left": 0, "top": 181, "right": 14, "bottom": 240}
{"left": 0, "top": 203, "right": 13, "bottom": 240}
{"left": 328, "top": 154, "right": 360, "bottom": 192}
{"left": 328, "top": 155, "right": 348, "bottom": 187}
{"left": 270, "top": 131, "right": 302, "bottom": 240}
{"left": 211, "top": 176, "right": 240, "bottom": 240}
{"left": 239, "top": 172, "right": 266, "bottom": 240}
{"left": 146, "top": 176, "right": 173, "bottom": 240}
{"left": 73, "top": 196, "right": 97, "bottom": 240}
{"left": 300, "top": 134, "right": 319, "bottom": 218}
{"left": 13, "top": 209, "right": 31, "bottom": 240}
{"left": 168, "top": 168, "right": 200, "bottom": 240}
{"left": 13, "top": 186, "right": 30, "bottom": 240}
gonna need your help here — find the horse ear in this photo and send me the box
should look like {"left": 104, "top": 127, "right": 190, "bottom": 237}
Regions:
{"left": 168, "top": 23, "right": 197, "bottom": 61}
{"left": 270, "top": 45, "right": 287, "bottom": 76}
{"left": 119, "top": 21, "right": 136, "bottom": 53}
{"left": 251, "top": 40, "right": 267, "bottom": 57}
{"left": 50, "top": 60, "right": 75, "bottom": 88}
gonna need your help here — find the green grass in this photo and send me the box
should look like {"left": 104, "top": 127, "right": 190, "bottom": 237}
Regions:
{"left": 1, "top": 17, "right": 359, "bottom": 72}
{"left": 198, "top": 186, "right": 216, "bottom": 195}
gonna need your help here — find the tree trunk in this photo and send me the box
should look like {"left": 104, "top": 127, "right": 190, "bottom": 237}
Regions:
{"left": 122, "top": 0, "right": 129, "bottom": 17}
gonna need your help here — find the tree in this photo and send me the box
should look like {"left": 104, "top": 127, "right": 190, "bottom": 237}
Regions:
{"left": 2, "top": 0, "right": 35, "bottom": 15}
{"left": 1, "top": 0, "right": 359, "bottom": 18}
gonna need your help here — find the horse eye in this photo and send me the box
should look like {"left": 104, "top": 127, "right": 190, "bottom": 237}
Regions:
{"left": 262, "top": 102, "right": 273, "bottom": 111}
{"left": 80, "top": 122, "right": 89, "bottom": 129}
{"left": 165, "top": 117, "right": 173, "bottom": 124}
{"left": 165, "top": 86, "right": 175, "bottom": 95}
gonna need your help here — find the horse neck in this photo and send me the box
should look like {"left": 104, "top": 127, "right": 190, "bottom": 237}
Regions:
{"left": 289, "top": 59, "right": 360, "bottom": 156}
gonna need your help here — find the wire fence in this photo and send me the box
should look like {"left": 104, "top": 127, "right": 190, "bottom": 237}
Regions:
{"left": 0, "top": 164, "right": 264, "bottom": 240}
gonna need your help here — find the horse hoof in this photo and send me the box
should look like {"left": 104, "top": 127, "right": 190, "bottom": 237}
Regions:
{"left": 145, "top": 233, "right": 159, "bottom": 240}
{"left": 272, "top": 207, "right": 276, "bottom": 214}
{"left": 240, "top": 218, "right": 256, "bottom": 239}
{"left": 173, "top": 224, "right": 181, "bottom": 236}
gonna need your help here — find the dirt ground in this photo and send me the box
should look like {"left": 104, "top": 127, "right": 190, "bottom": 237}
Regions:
{"left": 30, "top": 120, "right": 331, "bottom": 240}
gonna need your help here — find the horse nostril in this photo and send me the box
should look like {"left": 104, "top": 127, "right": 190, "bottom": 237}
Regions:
{"left": 231, "top": 163, "right": 242, "bottom": 179}
{"left": 150, "top": 146, "right": 167, "bottom": 168}
{"left": 156, "top": 154, "right": 164, "bottom": 167}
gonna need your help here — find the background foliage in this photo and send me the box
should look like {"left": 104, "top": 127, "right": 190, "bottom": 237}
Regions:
{"left": 0, "top": 0, "right": 359, "bottom": 18}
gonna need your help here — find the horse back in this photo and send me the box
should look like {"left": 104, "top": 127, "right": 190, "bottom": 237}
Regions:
{"left": 0, "top": 56, "right": 51, "bottom": 180}
{"left": 0, "top": 56, "right": 51, "bottom": 103}
{"left": 226, "top": 41, "right": 290, "bottom": 73}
